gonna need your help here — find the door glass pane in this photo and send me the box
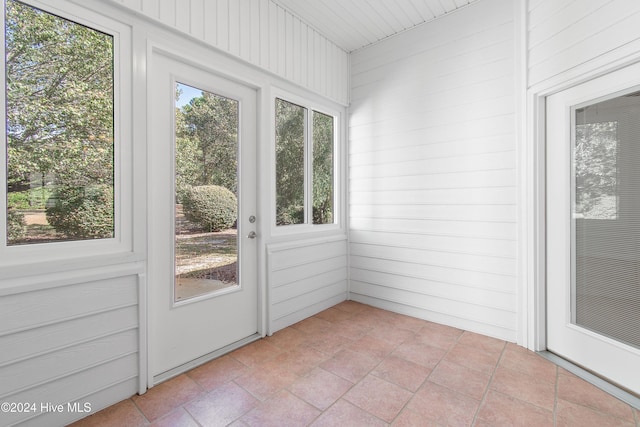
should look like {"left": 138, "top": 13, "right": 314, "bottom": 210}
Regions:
{"left": 5, "top": 0, "right": 114, "bottom": 245}
{"left": 275, "top": 98, "right": 305, "bottom": 225}
{"left": 312, "top": 111, "right": 334, "bottom": 224}
{"left": 573, "top": 91, "right": 640, "bottom": 348}
{"left": 174, "top": 83, "right": 238, "bottom": 302}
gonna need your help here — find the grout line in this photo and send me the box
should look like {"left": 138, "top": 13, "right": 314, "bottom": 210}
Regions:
{"left": 471, "top": 339, "right": 507, "bottom": 426}
{"left": 553, "top": 364, "right": 559, "bottom": 427}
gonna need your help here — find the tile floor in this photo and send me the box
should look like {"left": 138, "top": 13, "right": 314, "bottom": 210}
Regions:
{"left": 70, "top": 301, "right": 640, "bottom": 427}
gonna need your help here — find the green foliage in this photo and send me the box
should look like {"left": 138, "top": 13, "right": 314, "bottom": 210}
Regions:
{"left": 8, "top": 191, "right": 30, "bottom": 210}
{"left": 5, "top": 0, "right": 114, "bottom": 242}
{"left": 176, "top": 88, "right": 238, "bottom": 195}
{"left": 278, "top": 205, "right": 305, "bottom": 226}
{"left": 7, "top": 187, "right": 53, "bottom": 210}
{"left": 312, "top": 111, "right": 334, "bottom": 224}
{"left": 7, "top": 209, "right": 26, "bottom": 242}
{"left": 175, "top": 107, "right": 201, "bottom": 202}
{"left": 274, "top": 100, "right": 335, "bottom": 225}
{"left": 275, "top": 99, "right": 305, "bottom": 225}
{"left": 181, "top": 185, "right": 237, "bottom": 232}
{"left": 45, "top": 185, "right": 114, "bottom": 239}
{"left": 28, "top": 187, "right": 52, "bottom": 209}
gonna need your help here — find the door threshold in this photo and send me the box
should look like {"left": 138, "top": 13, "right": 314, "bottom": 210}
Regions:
{"left": 538, "top": 351, "right": 640, "bottom": 409}
{"left": 152, "top": 332, "right": 262, "bottom": 386}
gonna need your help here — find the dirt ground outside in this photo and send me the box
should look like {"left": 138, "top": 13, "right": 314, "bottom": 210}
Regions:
{"left": 174, "top": 205, "right": 238, "bottom": 301}
{"left": 16, "top": 208, "right": 237, "bottom": 301}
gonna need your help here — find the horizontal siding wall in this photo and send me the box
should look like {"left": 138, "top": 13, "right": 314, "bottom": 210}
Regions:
{"left": 528, "top": 0, "right": 640, "bottom": 87}
{"left": 268, "top": 236, "right": 348, "bottom": 333}
{"left": 109, "top": 0, "right": 349, "bottom": 105}
{"left": 349, "top": 0, "right": 518, "bottom": 341}
{"left": 0, "top": 267, "right": 142, "bottom": 426}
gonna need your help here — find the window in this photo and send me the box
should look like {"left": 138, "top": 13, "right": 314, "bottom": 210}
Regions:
{"left": 574, "top": 118, "right": 618, "bottom": 220}
{"left": 174, "top": 82, "right": 240, "bottom": 301}
{"left": 5, "top": 0, "right": 115, "bottom": 245}
{"left": 275, "top": 98, "right": 335, "bottom": 227}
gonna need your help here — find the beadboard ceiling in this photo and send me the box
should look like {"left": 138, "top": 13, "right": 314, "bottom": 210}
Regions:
{"left": 273, "top": 0, "right": 479, "bottom": 52}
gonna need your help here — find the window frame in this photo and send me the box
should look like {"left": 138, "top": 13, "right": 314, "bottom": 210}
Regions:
{"left": 270, "top": 87, "right": 342, "bottom": 237}
{"left": 0, "top": 0, "right": 133, "bottom": 269}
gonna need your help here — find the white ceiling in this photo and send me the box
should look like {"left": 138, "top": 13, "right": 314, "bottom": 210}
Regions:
{"left": 273, "top": 0, "right": 479, "bottom": 52}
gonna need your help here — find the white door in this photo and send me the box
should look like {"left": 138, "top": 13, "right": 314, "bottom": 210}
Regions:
{"left": 547, "top": 62, "right": 640, "bottom": 394}
{"left": 148, "top": 51, "right": 259, "bottom": 381}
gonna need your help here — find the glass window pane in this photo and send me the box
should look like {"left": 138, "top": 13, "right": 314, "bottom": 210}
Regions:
{"left": 175, "top": 83, "right": 239, "bottom": 302}
{"left": 573, "top": 92, "right": 640, "bottom": 349}
{"left": 574, "top": 115, "right": 618, "bottom": 220}
{"left": 5, "top": 0, "right": 114, "bottom": 245}
{"left": 312, "top": 111, "right": 334, "bottom": 224}
{"left": 275, "top": 98, "right": 305, "bottom": 225}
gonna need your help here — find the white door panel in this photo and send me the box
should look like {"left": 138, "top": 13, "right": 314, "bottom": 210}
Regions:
{"left": 547, "top": 62, "right": 640, "bottom": 394}
{"left": 148, "top": 52, "right": 258, "bottom": 379}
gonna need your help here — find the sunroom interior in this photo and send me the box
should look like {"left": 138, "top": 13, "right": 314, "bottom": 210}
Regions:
{"left": 1, "top": 0, "right": 640, "bottom": 425}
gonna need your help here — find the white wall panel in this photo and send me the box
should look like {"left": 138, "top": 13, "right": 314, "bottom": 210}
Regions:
{"left": 0, "top": 272, "right": 141, "bottom": 426}
{"left": 268, "top": 237, "right": 348, "bottom": 333}
{"left": 349, "top": 0, "right": 517, "bottom": 341}
{"left": 528, "top": 0, "right": 640, "bottom": 87}
{"left": 108, "top": 0, "right": 349, "bottom": 105}
{"left": 349, "top": 230, "right": 517, "bottom": 259}
{"left": 2, "top": 355, "right": 138, "bottom": 426}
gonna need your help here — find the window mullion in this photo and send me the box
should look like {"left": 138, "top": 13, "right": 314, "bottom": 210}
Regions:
{"left": 304, "top": 109, "right": 313, "bottom": 225}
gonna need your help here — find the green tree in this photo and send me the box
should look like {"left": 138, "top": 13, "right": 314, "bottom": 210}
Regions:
{"left": 175, "top": 88, "right": 201, "bottom": 201}
{"left": 275, "top": 99, "right": 305, "bottom": 225}
{"left": 6, "top": 0, "right": 114, "bottom": 188}
{"left": 312, "top": 111, "right": 334, "bottom": 224}
{"left": 5, "top": 0, "right": 114, "bottom": 241}
{"left": 178, "top": 91, "right": 238, "bottom": 194}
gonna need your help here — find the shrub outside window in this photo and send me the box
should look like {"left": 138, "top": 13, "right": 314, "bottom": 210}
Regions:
{"left": 275, "top": 97, "right": 335, "bottom": 227}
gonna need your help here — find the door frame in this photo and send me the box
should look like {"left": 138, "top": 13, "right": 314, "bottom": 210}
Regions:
{"left": 521, "top": 47, "right": 640, "bottom": 405}
{"left": 145, "top": 41, "right": 267, "bottom": 388}
{"left": 524, "top": 58, "right": 640, "bottom": 351}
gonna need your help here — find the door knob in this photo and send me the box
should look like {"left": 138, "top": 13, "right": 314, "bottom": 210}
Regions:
{"left": 247, "top": 231, "right": 257, "bottom": 239}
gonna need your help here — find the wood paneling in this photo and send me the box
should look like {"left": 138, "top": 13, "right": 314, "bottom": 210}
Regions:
{"left": 108, "top": 0, "right": 349, "bottom": 105}
{"left": 273, "top": 0, "right": 479, "bottom": 52}
{"left": 349, "top": 0, "right": 517, "bottom": 341}
{"left": 528, "top": 0, "right": 640, "bottom": 87}
{"left": 268, "top": 237, "right": 348, "bottom": 332}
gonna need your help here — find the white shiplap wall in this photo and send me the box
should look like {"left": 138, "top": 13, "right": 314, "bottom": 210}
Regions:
{"left": 349, "top": 0, "right": 518, "bottom": 341}
{"left": 528, "top": 0, "right": 640, "bottom": 88}
{"left": 109, "top": 0, "right": 349, "bottom": 105}
{"left": 268, "top": 236, "right": 348, "bottom": 332}
{"left": 0, "top": 266, "right": 143, "bottom": 426}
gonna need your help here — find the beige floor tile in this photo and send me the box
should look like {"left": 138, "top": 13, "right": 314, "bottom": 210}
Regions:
{"left": 186, "top": 354, "right": 247, "bottom": 391}
{"left": 344, "top": 374, "right": 413, "bottom": 423}
{"left": 131, "top": 374, "right": 202, "bottom": 421}
{"left": 310, "top": 399, "right": 388, "bottom": 427}
{"left": 288, "top": 367, "right": 352, "bottom": 410}
{"left": 428, "top": 359, "right": 491, "bottom": 400}
{"left": 240, "top": 390, "right": 321, "bottom": 427}
{"left": 371, "top": 354, "right": 431, "bottom": 392}
{"left": 185, "top": 382, "right": 257, "bottom": 426}
{"left": 68, "top": 399, "right": 148, "bottom": 427}
{"left": 67, "top": 302, "right": 640, "bottom": 427}
{"left": 477, "top": 390, "right": 553, "bottom": 427}
{"left": 490, "top": 364, "right": 556, "bottom": 411}
{"left": 407, "top": 381, "right": 480, "bottom": 426}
